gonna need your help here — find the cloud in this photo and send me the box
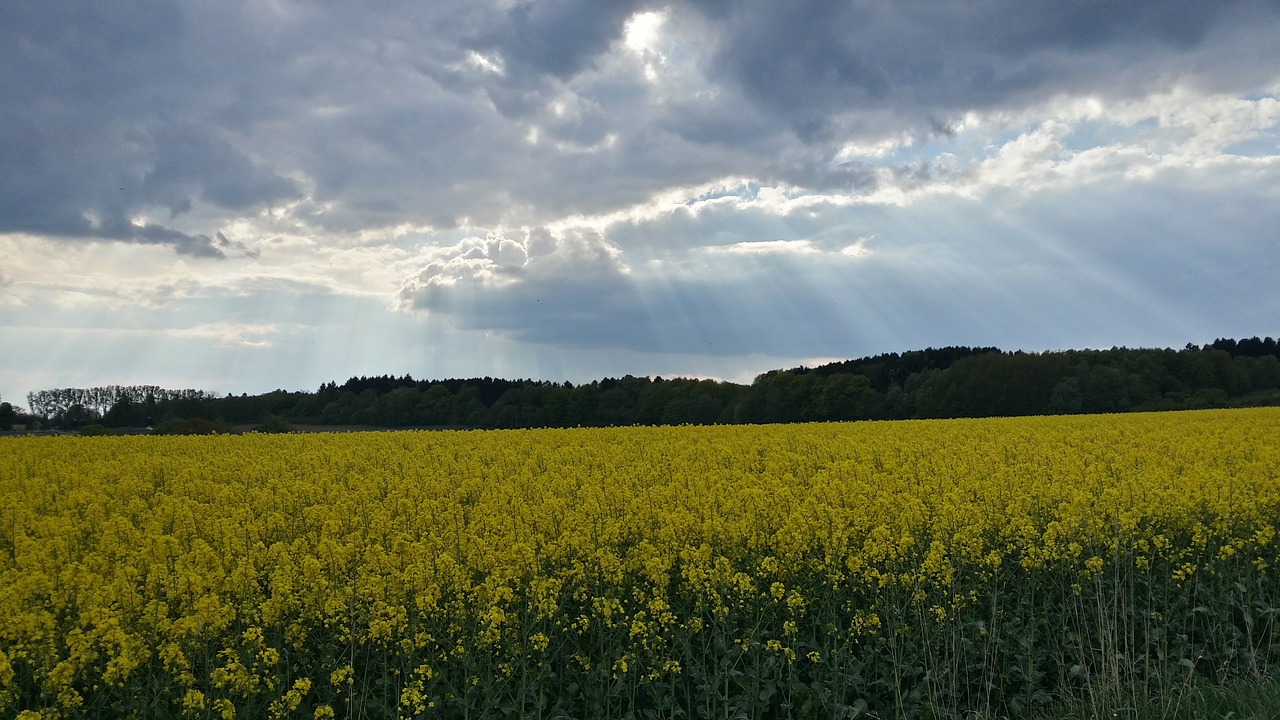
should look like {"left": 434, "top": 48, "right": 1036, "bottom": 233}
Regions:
{"left": 0, "top": 2, "right": 299, "bottom": 256}
{"left": 2, "top": 0, "right": 1279, "bottom": 407}
{"left": 692, "top": 0, "right": 1279, "bottom": 136}
{"left": 388, "top": 129, "right": 1280, "bottom": 359}
{"left": 394, "top": 217, "right": 870, "bottom": 357}
{"left": 5, "top": 0, "right": 1277, "bottom": 253}
{"left": 170, "top": 322, "right": 295, "bottom": 348}
{"left": 474, "top": 1, "right": 644, "bottom": 80}
{"left": 399, "top": 228, "right": 642, "bottom": 345}
{"left": 710, "top": 239, "right": 824, "bottom": 255}
{"left": 0, "top": 285, "right": 26, "bottom": 309}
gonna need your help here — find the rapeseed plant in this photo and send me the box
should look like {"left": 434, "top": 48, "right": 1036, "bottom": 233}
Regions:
{"left": 0, "top": 409, "right": 1276, "bottom": 718}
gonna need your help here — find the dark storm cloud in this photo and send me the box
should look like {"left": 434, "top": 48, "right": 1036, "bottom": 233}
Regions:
{"left": 0, "top": 1, "right": 299, "bottom": 255}
{"left": 475, "top": 0, "right": 646, "bottom": 80}
{"left": 139, "top": 123, "right": 298, "bottom": 215}
{"left": 690, "top": 0, "right": 1280, "bottom": 139}
{"left": 2, "top": 0, "right": 1278, "bottom": 253}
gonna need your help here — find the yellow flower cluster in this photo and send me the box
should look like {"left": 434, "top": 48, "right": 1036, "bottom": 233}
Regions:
{"left": 0, "top": 408, "right": 1277, "bottom": 717}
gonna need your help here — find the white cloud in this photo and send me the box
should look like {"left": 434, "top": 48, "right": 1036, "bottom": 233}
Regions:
{"left": 623, "top": 11, "right": 664, "bottom": 54}
{"left": 840, "top": 237, "right": 871, "bottom": 257}
{"left": 170, "top": 322, "right": 296, "bottom": 348}
{"left": 710, "top": 239, "right": 821, "bottom": 255}
{"left": 623, "top": 10, "right": 667, "bottom": 82}
{"left": 467, "top": 50, "right": 505, "bottom": 75}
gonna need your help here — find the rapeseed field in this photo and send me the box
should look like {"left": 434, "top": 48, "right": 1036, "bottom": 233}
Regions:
{"left": 2, "top": 409, "right": 1277, "bottom": 718}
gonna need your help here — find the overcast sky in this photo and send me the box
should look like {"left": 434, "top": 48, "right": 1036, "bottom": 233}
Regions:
{"left": 2, "top": 0, "right": 1279, "bottom": 406}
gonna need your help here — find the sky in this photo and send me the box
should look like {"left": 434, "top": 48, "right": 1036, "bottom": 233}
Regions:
{"left": 2, "top": 0, "right": 1279, "bottom": 407}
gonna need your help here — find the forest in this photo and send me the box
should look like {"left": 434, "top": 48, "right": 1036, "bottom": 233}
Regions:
{"left": 8, "top": 336, "right": 1280, "bottom": 433}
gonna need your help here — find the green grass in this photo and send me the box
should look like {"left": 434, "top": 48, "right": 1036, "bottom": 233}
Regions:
{"left": 1027, "top": 676, "right": 1280, "bottom": 720}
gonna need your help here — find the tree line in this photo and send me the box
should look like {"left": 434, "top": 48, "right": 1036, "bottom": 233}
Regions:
{"left": 23, "top": 385, "right": 216, "bottom": 427}
{"left": 9, "top": 337, "right": 1279, "bottom": 433}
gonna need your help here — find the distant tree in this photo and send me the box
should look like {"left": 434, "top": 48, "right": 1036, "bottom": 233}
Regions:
{"left": 58, "top": 403, "right": 100, "bottom": 429}
{"left": 820, "top": 374, "right": 878, "bottom": 420}
{"left": 251, "top": 414, "right": 295, "bottom": 433}
{"left": 1241, "top": 355, "right": 1280, "bottom": 391}
{"left": 1213, "top": 336, "right": 1279, "bottom": 358}
{"left": 320, "top": 391, "right": 356, "bottom": 425}
{"left": 28, "top": 335, "right": 1275, "bottom": 434}
{"left": 416, "top": 385, "right": 456, "bottom": 426}
{"left": 28, "top": 385, "right": 213, "bottom": 426}
{"left": 660, "top": 385, "right": 722, "bottom": 425}
{"left": 883, "top": 384, "right": 911, "bottom": 419}
{"left": 1049, "top": 377, "right": 1084, "bottom": 414}
{"left": 1082, "top": 365, "right": 1130, "bottom": 413}
{"left": 597, "top": 386, "right": 633, "bottom": 425}
{"left": 289, "top": 394, "right": 321, "bottom": 423}
{"left": 102, "top": 396, "right": 156, "bottom": 427}
{"left": 0, "top": 400, "right": 15, "bottom": 430}
{"left": 154, "top": 417, "right": 233, "bottom": 435}
{"left": 379, "top": 387, "right": 423, "bottom": 426}
{"left": 541, "top": 386, "right": 572, "bottom": 426}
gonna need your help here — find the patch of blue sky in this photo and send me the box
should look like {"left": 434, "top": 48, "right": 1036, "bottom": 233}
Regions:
{"left": 1223, "top": 133, "right": 1279, "bottom": 158}
{"left": 871, "top": 116, "right": 1162, "bottom": 166}
{"left": 937, "top": 130, "right": 1005, "bottom": 164}
{"left": 1060, "top": 117, "right": 1160, "bottom": 153}
{"left": 834, "top": 132, "right": 979, "bottom": 169}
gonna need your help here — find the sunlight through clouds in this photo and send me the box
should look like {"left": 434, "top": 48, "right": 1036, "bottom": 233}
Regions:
{"left": 170, "top": 322, "right": 296, "bottom": 349}
{"left": 623, "top": 10, "right": 667, "bottom": 81}
{"left": 2, "top": 0, "right": 1278, "bottom": 402}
